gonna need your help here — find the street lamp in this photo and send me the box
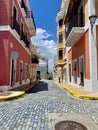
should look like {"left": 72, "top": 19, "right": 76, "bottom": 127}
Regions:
{"left": 89, "top": 15, "right": 97, "bottom": 31}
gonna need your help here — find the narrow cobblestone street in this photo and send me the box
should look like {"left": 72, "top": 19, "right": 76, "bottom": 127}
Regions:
{"left": 0, "top": 80, "right": 98, "bottom": 130}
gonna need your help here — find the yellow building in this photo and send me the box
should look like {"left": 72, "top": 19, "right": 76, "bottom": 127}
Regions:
{"left": 56, "top": 0, "right": 67, "bottom": 83}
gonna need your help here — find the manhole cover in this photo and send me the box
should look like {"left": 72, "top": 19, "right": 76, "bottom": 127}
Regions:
{"left": 55, "top": 120, "right": 87, "bottom": 130}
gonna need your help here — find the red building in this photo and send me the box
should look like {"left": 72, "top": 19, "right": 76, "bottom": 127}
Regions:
{"left": 0, "top": 0, "right": 36, "bottom": 91}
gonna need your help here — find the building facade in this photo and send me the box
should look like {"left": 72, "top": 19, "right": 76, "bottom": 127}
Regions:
{"left": 37, "top": 57, "right": 48, "bottom": 79}
{"left": 30, "top": 44, "right": 38, "bottom": 84}
{"left": 56, "top": 0, "right": 67, "bottom": 83}
{"left": 57, "top": 0, "right": 98, "bottom": 92}
{"left": 0, "top": 0, "right": 36, "bottom": 91}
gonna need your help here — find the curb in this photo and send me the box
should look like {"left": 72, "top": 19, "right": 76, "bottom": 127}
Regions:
{"left": 0, "top": 91, "right": 25, "bottom": 102}
{"left": 0, "top": 81, "right": 39, "bottom": 102}
{"left": 55, "top": 81, "right": 98, "bottom": 100}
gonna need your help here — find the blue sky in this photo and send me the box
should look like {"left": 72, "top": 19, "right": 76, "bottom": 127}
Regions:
{"left": 28, "top": 0, "right": 62, "bottom": 71}
{"left": 29, "top": 0, "right": 61, "bottom": 42}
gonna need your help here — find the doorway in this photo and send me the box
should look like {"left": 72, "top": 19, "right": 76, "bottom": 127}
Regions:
{"left": 24, "top": 64, "right": 27, "bottom": 82}
{"left": 79, "top": 57, "right": 84, "bottom": 86}
{"left": 37, "top": 71, "right": 41, "bottom": 80}
{"left": 11, "top": 59, "right": 16, "bottom": 86}
{"left": 73, "top": 61, "right": 77, "bottom": 83}
{"left": 69, "top": 64, "right": 71, "bottom": 82}
{"left": 19, "top": 62, "right": 23, "bottom": 84}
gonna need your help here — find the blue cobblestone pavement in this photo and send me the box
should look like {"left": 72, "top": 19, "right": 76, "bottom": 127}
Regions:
{"left": 0, "top": 80, "right": 98, "bottom": 130}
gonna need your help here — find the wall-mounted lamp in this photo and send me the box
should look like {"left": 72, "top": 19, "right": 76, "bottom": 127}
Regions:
{"left": 89, "top": 15, "right": 97, "bottom": 31}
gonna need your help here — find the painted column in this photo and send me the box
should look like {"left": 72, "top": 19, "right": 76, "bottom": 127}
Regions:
{"left": 89, "top": 0, "right": 96, "bottom": 15}
{"left": 88, "top": 0, "right": 98, "bottom": 91}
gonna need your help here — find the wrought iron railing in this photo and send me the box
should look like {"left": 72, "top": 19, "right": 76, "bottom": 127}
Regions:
{"left": 25, "top": 11, "right": 36, "bottom": 31}
{"left": 11, "top": 17, "right": 30, "bottom": 48}
{"left": 21, "top": 1, "right": 36, "bottom": 31}
{"left": 66, "top": 14, "right": 84, "bottom": 39}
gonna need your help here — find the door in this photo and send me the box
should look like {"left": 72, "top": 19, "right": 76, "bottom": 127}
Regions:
{"left": 69, "top": 64, "right": 71, "bottom": 82}
{"left": 11, "top": 59, "right": 16, "bottom": 86}
{"left": 19, "top": 62, "right": 23, "bottom": 84}
{"left": 73, "top": 61, "right": 77, "bottom": 83}
{"left": 37, "top": 71, "right": 40, "bottom": 79}
{"left": 24, "top": 64, "right": 27, "bottom": 82}
{"left": 80, "top": 57, "right": 84, "bottom": 86}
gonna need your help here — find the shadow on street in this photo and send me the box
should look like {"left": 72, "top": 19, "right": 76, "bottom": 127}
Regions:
{"left": 26, "top": 81, "right": 48, "bottom": 94}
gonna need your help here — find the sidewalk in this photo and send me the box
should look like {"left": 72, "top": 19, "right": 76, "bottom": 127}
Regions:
{"left": 55, "top": 81, "right": 98, "bottom": 100}
{"left": 0, "top": 81, "right": 38, "bottom": 102}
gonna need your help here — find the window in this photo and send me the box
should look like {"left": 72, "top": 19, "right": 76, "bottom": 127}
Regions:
{"left": 59, "top": 34, "right": 63, "bottom": 43}
{"left": 78, "top": 1, "right": 84, "bottom": 27}
{"left": 20, "top": 22, "right": 25, "bottom": 42}
{"left": 12, "top": 6, "right": 20, "bottom": 35}
{"left": 79, "top": 6, "right": 84, "bottom": 26}
{"left": 13, "top": 6, "right": 17, "bottom": 21}
{"left": 59, "top": 50, "right": 63, "bottom": 59}
{"left": 59, "top": 19, "right": 63, "bottom": 27}
{"left": 20, "top": 22, "right": 23, "bottom": 32}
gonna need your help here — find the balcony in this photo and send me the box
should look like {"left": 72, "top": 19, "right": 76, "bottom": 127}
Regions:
{"left": 65, "top": 14, "right": 84, "bottom": 47}
{"left": 11, "top": 17, "right": 20, "bottom": 35}
{"left": 57, "top": 59, "right": 66, "bottom": 66}
{"left": 25, "top": 11, "right": 36, "bottom": 36}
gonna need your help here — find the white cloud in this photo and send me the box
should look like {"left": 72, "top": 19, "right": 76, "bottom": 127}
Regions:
{"left": 31, "top": 28, "right": 57, "bottom": 71}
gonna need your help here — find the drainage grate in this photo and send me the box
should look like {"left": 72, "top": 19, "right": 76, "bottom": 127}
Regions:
{"left": 55, "top": 120, "right": 87, "bottom": 130}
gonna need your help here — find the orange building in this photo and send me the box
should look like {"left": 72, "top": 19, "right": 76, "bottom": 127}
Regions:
{"left": 57, "top": 0, "right": 98, "bottom": 92}
{"left": 65, "top": 0, "right": 98, "bottom": 92}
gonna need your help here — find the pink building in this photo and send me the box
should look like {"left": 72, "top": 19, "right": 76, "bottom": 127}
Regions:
{"left": 0, "top": 0, "right": 36, "bottom": 91}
